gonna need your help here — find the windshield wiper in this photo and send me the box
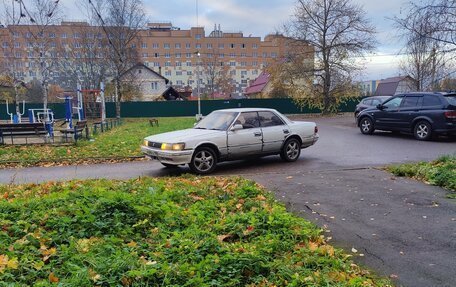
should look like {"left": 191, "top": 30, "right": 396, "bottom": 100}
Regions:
{"left": 194, "top": 127, "right": 206, "bottom": 129}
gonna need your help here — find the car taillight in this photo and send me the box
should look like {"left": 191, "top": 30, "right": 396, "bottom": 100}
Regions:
{"left": 444, "top": 111, "right": 456, "bottom": 119}
{"left": 314, "top": 126, "right": 319, "bottom": 134}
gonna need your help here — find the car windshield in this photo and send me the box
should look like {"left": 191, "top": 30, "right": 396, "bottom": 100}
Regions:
{"left": 194, "top": 111, "right": 238, "bottom": 131}
{"left": 444, "top": 95, "right": 456, "bottom": 105}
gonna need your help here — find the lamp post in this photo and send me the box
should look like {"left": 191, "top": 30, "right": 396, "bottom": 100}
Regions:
{"left": 196, "top": 51, "right": 202, "bottom": 120}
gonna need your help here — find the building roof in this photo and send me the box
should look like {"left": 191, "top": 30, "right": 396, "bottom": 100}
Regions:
{"left": 244, "top": 72, "right": 270, "bottom": 95}
{"left": 120, "top": 63, "right": 169, "bottom": 84}
{"left": 374, "top": 76, "right": 414, "bottom": 96}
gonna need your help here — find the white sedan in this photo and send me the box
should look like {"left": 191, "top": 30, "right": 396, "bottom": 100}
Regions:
{"left": 141, "top": 108, "right": 319, "bottom": 174}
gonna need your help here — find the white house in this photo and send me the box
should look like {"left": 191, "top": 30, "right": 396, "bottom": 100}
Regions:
{"left": 119, "top": 63, "right": 170, "bottom": 101}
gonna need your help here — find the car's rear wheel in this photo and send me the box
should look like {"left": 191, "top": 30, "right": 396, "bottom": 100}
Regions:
{"left": 189, "top": 147, "right": 217, "bottom": 174}
{"left": 280, "top": 138, "right": 301, "bottom": 162}
{"left": 414, "top": 120, "right": 432, "bottom": 141}
{"left": 359, "top": 117, "right": 374, "bottom": 134}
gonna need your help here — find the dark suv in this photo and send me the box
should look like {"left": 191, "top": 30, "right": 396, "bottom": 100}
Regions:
{"left": 357, "top": 92, "right": 456, "bottom": 140}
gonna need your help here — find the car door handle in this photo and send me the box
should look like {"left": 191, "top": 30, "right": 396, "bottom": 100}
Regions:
{"left": 253, "top": 132, "right": 262, "bottom": 137}
{"left": 283, "top": 129, "right": 290, "bottom": 134}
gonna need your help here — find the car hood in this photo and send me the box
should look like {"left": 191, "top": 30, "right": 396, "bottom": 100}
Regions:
{"left": 145, "top": 128, "right": 224, "bottom": 143}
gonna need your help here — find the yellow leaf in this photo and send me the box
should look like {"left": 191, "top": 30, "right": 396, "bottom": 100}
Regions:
{"left": 7, "top": 258, "right": 18, "bottom": 269}
{"left": 308, "top": 241, "right": 319, "bottom": 251}
{"left": 34, "top": 261, "right": 45, "bottom": 270}
{"left": 126, "top": 241, "right": 137, "bottom": 247}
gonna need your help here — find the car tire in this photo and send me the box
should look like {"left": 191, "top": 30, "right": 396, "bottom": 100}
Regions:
{"left": 414, "top": 120, "right": 432, "bottom": 141}
{"left": 189, "top": 147, "right": 217, "bottom": 174}
{"left": 280, "top": 138, "right": 301, "bottom": 162}
{"left": 161, "top": 163, "right": 178, "bottom": 168}
{"left": 359, "top": 117, "right": 375, "bottom": 135}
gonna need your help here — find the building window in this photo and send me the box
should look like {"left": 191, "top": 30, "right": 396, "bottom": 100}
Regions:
{"left": 187, "top": 71, "right": 192, "bottom": 75}
{"left": 131, "top": 43, "right": 137, "bottom": 48}
{"left": 196, "top": 34, "right": 202, "bottom": 39}
{"left": 207, "top": 53, "right": 212, "bottom": 58}
{"left": 219, "top": 53, "right": 225, "bottom": 58}
{"left": 176, "top": 53, "right": 181, "bottom": 58}
{"left": 186, "top": 53, "right": 192, "bottom": 58}
{"left": 28, "top": 51, "right": 34, "bottom": 58}
{"left": 240, "top": 62, "right": 247, "bottom": 67}
{"left": 164, "top": 43, "right": 170, "bottom": 49}
{"left": 176, "top": 71, "right": 182, "bottom": 76}
{"left": 138, "top": 69, "right": 142, "bottom": 74}
{"left": 27, "top": 42, "right": 33, "bottom": 48}
{"left": 151, "top": 82, "right": 158, "bottom": 90}
{"left": 141, "top": 43, "right": 147, "bottom": 48}
{"left": 229, "top": 62, "right": 236, "bottom": 67}
{"left": 186, "top": 61, "right": 192, "bottom": 67}
{"left": 73, "top": 33, "right": 80, "bottom": 39}
{"left": 152, "top": 43, "right": 159, "bottom": 48}
{"left": 50, "top": 42, "right": 56, "bottom": 48}
{"left": 185, "top": 43, "right": 191, "bottom": 49}
{"left": 252, "top": 61, "right": 258, "bottom": 67}
{"left": 25, "top": 32, "right": 32, "bottom": 38}
{"left": 252, "top": 70, "right": 258, "bottom": 75}
{"left": 176, "top": 80, "right": 183, "bottom": 85}
{"left": 263, "top": 52, "right": 268, "bottom": 58}
{"left": 175, "top": 43, "right": 181, "bottom": 49}
{"left": 207, "top": 43, "right": 212, "bottom": 49}
{"left": 241, "top": 52, "right": 247, "bottom": 58}
{"left": 14, "top": 42, "right": 20, "bottom": 48}
{"left": 165, "top": 71, "right": 171, "bottom": 76}
{"left": 15, "top": 52, "right": 22, "bottom": 58}
{"left": 175, "top": 62, "right": 182, "bottom": 67}
{"left": 165, "top": 53, "right": 170, "bottom": 58}
{"left": 241, "top": 70, "right": 247, "bottom": 76}
{"left": 142, "top": 53, "right": 148, "bottom": 57}
{"left": 271, "top": 52, "right": 277, "bottom": 58}
{"left": 165, "top": 61, "right": 171, "bottom": 67}
{"left": 230, "top": 70, "right": 236, "bottom": 76}
{"left": 49, "top": 32, "right": 56, "bottom": 38}
{"left": 196, "top": 43, "right": 201, "bottom": 49}
{"left": 219, "top": 43, "right": 224, "bottom": 49}
{"left": 154, "top": 53, "right": 159, "bottom": 58}
{"left": 74, "top": 42, "right": 81, "bottom": 48}
{"left": 241, "top": 80, "right": 248, "bottom": 84}
{"left": 154, "top": 62, "right": 160, "bottom": 67}
{"left": 241, "top": 43, "right": 246, "bottom": 48}
{"left": 252, "top": 52, "right": 258, "bottom": 57}
{"left": 252, "top": 43, "right": 258, "bottom": 49}
{"left": 12, "top": 32, "right": 20, "bottom": 38}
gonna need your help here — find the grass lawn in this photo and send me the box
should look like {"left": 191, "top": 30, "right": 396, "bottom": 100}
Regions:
{"left": 0, "top": 176, "right": 392, "bottom": 286}
{"left": 387, "top": 155, "right": 456, "bottom": 198}
{"left": 0, "top": 118, "right": 195, "bottom": 168}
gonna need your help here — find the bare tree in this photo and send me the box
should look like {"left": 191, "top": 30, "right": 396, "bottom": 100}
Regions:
{"left": 200, "top": 48, "right": 232, "bottom": 98}
{"left": 396, "top": 0, "right": 456, "bottom": 54}
{"left": 286, "top": 0, "right": 376, "bottom": 113}
{"left": 90, "top": 0, "right": 146, "bottom": 118}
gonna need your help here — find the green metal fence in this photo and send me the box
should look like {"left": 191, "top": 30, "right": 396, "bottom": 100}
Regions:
{"left": 1, "top": 98, "right": 359, "bottom": 121}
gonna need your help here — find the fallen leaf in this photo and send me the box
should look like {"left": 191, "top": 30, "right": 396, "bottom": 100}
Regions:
{"left": 126, "top": 241, "right": 137, "bottom": 247}
{"left": 286, "top": 176, "right": 293, "bottom": 179}
{"left": 217, "top": 234, "right": 232, "bottom": 243}
{"left": 351, "top": 247, "right": 358, "bottom": 253}
{"left": 390, "top": 274, "right": 399, "bottom": 279}
{"left": 49, "top": 272, "right": 59, "bottom": 283}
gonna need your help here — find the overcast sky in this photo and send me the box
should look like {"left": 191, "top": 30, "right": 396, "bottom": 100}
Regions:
{"left": 57, "top": 0, "right": 410, "bottom": 81}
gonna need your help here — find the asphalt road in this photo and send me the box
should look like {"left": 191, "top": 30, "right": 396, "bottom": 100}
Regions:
{"left": 1, "top": 115, "right": 455, "bottom": 287}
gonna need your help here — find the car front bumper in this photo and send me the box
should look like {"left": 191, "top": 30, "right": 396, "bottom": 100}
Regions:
{"left": 141, "top": 146, "right": 193, "bottom": 165}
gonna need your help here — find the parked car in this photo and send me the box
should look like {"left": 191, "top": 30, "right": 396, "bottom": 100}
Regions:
{"left": 354, "top": 96, "right": 391, "bottom": 118}
{"left": 357, "top": 92, "right": 456, "bottom": 140}
{"left": 141, "top": 108, "right": 319, "bottom": 174}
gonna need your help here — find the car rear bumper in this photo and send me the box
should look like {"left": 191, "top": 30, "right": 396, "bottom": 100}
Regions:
{"left": 141, "top": 146, "right": 193, "bottom": 165}
{"left": 301, "top": 134, "right": 319, "bottom": 148}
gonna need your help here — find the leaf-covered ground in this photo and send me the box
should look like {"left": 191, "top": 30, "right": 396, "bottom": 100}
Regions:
{"left": 0, "top": 176, "right": 392, "bottom": 286}
{"left": 387, "top": 154, "right": 456, "bottom": 198}
{"left": 0, "top": 118, "right": 194, "bottom": 168}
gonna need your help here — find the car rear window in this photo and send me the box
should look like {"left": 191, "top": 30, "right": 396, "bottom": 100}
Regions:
{"left": 444, "top": 95, "right": 456, "bottom": 105}
{"left": 422, "top": 95, "right": 441, "bottom": 106}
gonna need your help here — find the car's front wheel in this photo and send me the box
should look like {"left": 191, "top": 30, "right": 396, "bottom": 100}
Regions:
{"left": 414, "top": 120, "right": 432, "bottom": 141}
{"left": 189, "top": 147, "right": 217, "bottom": 174}
{"left": 359, "top": 117, "right": 375, "bottom": 134}
{"left": 280, "top": 138, "right": 301, "bottom": 162}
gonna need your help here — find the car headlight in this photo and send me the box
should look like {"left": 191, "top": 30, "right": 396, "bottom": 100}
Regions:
{"left": 143, "top": 140, "right": 149, "bottom": 147}
{"left": 161, "top": 143, "right": 185, "bottom": 151}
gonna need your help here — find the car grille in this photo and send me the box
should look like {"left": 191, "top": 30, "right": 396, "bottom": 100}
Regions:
{"left": 147, "top": 141, "right": 162, "bottom": 149}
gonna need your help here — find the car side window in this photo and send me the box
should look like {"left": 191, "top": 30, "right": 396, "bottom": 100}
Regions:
{"left": 422, "top": 95, "right": 441, "bottom": 107}
{"left": 401, "top": 96, "right": 421, "bottom": 108}
{"left": 237, "top": 112, "right": 260, "bottom": 129}
{"left": 363, "top": 99, "right": 372, "bottom": 105}
{"left": 383, "top": 97, "right": 403, "bottom": 109}
{"left": 259, "top": 111, "right": 284, "bottom": 127}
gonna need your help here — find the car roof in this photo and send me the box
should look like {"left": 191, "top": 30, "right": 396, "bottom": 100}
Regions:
{"left": 396, "top": 92, "right": 456, "bottom": 96}
{"left": 213, "top": 108, "right": 279, "bottom": 113}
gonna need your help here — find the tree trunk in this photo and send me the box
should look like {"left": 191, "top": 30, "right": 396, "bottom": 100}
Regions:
{"left": 115, "top": 77, "right": 121, "bottom": 119}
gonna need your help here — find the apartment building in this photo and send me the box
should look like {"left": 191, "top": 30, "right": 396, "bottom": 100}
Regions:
{"left": 0, "top": 21, "right": 314, "bottom": 98}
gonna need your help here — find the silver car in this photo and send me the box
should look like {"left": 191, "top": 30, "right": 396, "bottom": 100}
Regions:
{"left": 141, "top": 108, "right": 319, "bottom": 174}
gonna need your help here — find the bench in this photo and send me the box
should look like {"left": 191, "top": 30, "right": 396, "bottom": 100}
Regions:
{"left": 60, "top": 120, "right": 88, "bottom": 142}
{"left": 0, "top": 123, "right": 47, "bottom": 144}
{"left": 149, "top": 118, "right": 159, "bottom": 127}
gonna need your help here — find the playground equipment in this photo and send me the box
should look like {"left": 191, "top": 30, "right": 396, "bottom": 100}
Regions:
{"left": 81, "top": 82, "right": 106, "bottom": 122}
{"left": 5, "top": 100, "right": 25, "bottom": 123}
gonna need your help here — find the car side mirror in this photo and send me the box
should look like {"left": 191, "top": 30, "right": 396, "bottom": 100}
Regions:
{"left": 231, "top": 124, "right": 243, "bottom": 131}
{"left": 376, "top": 104, "right": 384, "bottom": 110}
